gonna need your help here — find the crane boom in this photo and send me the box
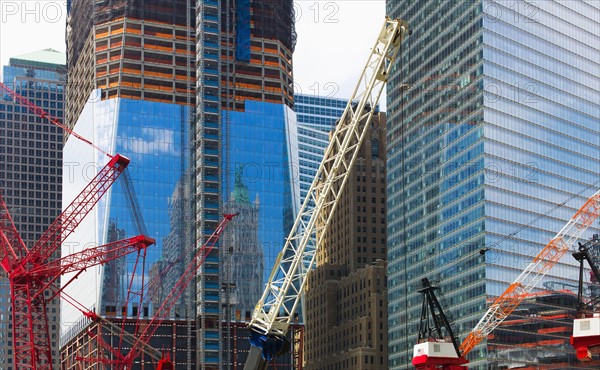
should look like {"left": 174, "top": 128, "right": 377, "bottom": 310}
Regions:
{"left": 245, "top": 17, "right": 410, "bottom": 368}
{"left": 29, "top": 235, "right": 155, "bottom": 299}
{"left": 24, "top": 154, "right": 130, "bottom": 267}
{"left": 0, "top": 192, "right": 28, "bottom": 269}
{"left": 459, "top": 188, "right": 600, "bottom": 356}
{"left": 0, "top": 80, "right": 151, "bottom": 369}
{"left": 128, "top": 214, "right": 237, "bottom": 360}
{"left": 75, "top": 213, "right": 237, "bottom": 370}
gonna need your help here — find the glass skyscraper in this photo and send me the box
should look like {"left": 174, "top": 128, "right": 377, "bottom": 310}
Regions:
{"left": 294, "top": 94, "right": 347, "bottom": 203}
{"left": 61, "top": 0, "right": 300, "bottom": 368}
{"left": 0, "top": 49, "right": 66, "bottom": 370}
{"left": 386, "top": 1, "right": 600, "bottom": 368}
{"left": 61, "top": 1, "right": 198, "bottom": 368}
{"left": 60, "top": 94, "right": 194, "bottom": 364}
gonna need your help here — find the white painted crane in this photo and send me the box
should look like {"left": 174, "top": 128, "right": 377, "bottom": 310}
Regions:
{"left": 243, "top": 16, "right": 410, "bottom": 370}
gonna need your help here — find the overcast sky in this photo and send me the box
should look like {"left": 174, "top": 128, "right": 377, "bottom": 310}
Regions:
{"left": 0, "top": 1, "right": 386, "bottom": 104}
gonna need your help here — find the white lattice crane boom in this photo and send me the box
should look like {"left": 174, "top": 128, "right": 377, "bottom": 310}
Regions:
{"left": 244, "top": 17, "right": 410, "bottom": 369}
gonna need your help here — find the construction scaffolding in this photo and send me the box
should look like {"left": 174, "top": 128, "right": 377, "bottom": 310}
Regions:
{"left": 251, "top": 0, "right": 297, "bottom": 53}
{"left": 220, "top": 0, "right": 295, "bottom": 111}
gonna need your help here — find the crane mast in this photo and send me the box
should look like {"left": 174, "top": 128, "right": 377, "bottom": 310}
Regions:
{"left": 244, "top": 17, "right": 410, "bottom": 369}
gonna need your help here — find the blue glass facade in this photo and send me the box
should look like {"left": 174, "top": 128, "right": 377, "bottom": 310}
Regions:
{"left": 294, "top": 94, "right": 347, "bottom": 127}
{"left": 481, "top": 0, "right": 600, "bottom": 308}
{"left": 61, "top": 93, "right": 191, "bottom": 333}
{"left": 2, "top": 66, "right": 63, "bottom": 91}
{"left": 386, "top": 1, "right": 600, "bottom": 368}
{"left": 294, "top": 94, "right": 347, "bottom": 208}
{"left": 223, "top": 101, "right": 300, "bottom": 284}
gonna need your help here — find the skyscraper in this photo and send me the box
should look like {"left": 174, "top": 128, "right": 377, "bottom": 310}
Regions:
{"left": 0, "top": 48, "right": 66, "bottom": 370}
{"left": 194, "top": 1, "right": 298, "bottom": 367}
{"left": 61, "top": 0, "right": 197, "bottom": 367}
{"left": 304, "top": 112, "right": 388, "bottom": 370}
{"left": 60, "top": 0, "right": 299, "bottom": 368}
{"left": 386, "top": 1, "right": 600, "bottom": 368}
{"left": 294, "top": 94, "right": 347, "bottom": 204}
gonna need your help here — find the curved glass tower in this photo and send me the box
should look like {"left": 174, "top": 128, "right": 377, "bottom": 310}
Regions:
{"left": 62, "top": 1, "right": 300, "bottom": 368}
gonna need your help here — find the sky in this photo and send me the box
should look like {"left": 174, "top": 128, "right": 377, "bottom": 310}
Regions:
{"left": 0, "top": 0, "right": 386, "bottom": 104}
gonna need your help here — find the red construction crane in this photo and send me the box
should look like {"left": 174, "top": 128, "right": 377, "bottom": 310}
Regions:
{"left": 0, "top": 81, "right": 155, "bottom": 369}
{"left": 413, "top": 188, "right": 600, "bottom": 369}
{"left": 76, "top": 212, "right": 238, "bottom": 370}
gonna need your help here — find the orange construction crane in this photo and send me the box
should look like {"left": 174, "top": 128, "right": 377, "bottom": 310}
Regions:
{"left": 413, "top": 188, "right": 600, "bottom": 369}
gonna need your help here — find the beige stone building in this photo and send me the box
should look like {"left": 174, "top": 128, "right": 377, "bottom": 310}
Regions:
{"left": 304, "top": 112, "right": 388, "bottom": 370}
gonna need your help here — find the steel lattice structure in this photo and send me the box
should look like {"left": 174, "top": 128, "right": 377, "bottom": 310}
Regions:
{"left": 0, "top": 81, "right": 155, "bottom": 369}
{"left": 460, "top": 189, "right": 600, "bottom": 356}
{"left": 245, "top": 17, "right": 410, "bottom": 369}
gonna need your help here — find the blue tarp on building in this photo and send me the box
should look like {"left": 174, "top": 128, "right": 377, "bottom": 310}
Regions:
{"left": 236, "top": 0, "right": 251, "bottom": 62}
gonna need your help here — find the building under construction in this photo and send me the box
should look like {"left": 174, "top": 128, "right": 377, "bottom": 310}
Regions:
{"left": 61, "top": 0, "right": 197, "bottom": 366}
{"left": 61, "top": 0, "right": 301, "bottom": 369}
{"left": 92, "top": 6, "right": 194, "bottom": 103}
{"left": 66, "top": 0, "right": 195, "bottom": 128}
{"left": 60, "top": 318, "right": 303, "bottom": 369}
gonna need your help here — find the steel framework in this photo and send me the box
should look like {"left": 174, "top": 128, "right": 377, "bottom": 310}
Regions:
{"left": 0, "top": 81, "right": 155, "bottom": 369}
{"left": 460, "top": 188, "right": 600, "bottom": 356}
{"left": 245, "top": 17, "right": 410, "bottom": 369}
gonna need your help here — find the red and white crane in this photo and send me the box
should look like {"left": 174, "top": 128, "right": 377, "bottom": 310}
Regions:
{"left": 570, "top": 233, "right": 600, "bottom": 360}
{"left": 413, "top": 188, "right": 600, "bottom": 369}
{"left": 413, "top": 278, "right": 468, "bottom": 370}
{"left": 0, "top": 81, "right": 155, "bottom": 369}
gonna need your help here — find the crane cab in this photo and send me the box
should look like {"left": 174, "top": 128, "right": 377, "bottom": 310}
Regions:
{"left": 571, "top": 315, "right": 600, "bottom": 361}
{"left": 413, "top": 341, "right": 468, "bottom": 369}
